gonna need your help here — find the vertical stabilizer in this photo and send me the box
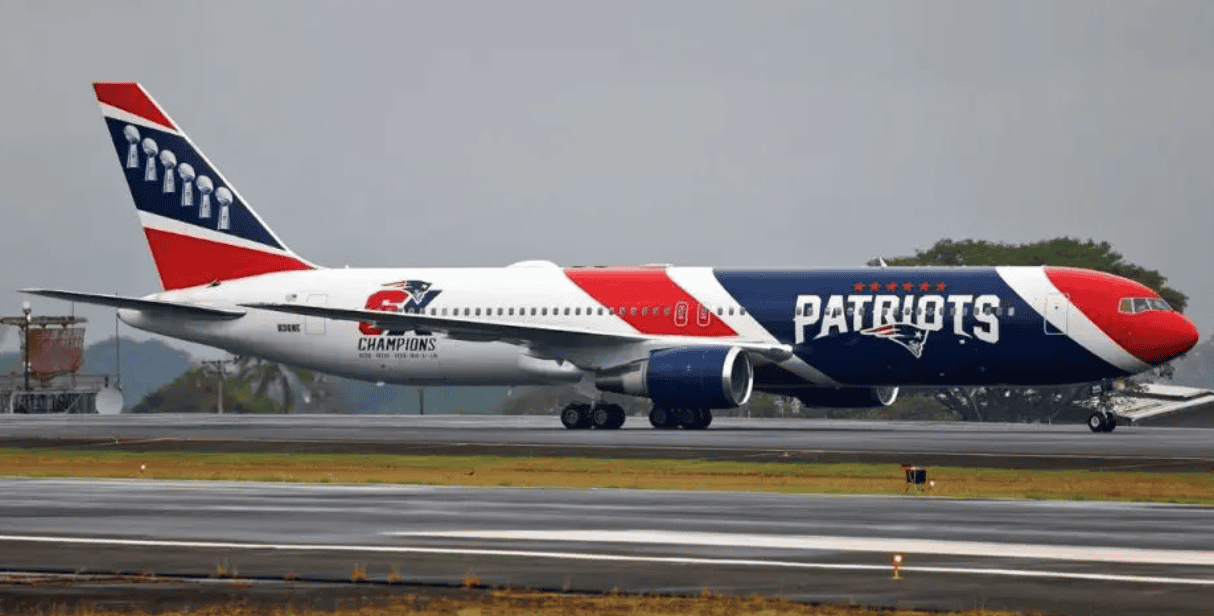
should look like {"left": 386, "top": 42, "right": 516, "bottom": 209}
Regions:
{"left": 94, "top": 82, "right": 315, "bottom": 290}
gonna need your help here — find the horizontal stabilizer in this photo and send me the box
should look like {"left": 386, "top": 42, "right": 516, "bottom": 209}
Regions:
{"left": 21, "top": 289, "right": 245, "bottom": 320}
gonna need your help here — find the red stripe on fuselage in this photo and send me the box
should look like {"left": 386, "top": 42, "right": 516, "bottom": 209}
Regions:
{"left": 144, "top": 227, "right": 313, "bottom": 290}
{"left": 564, "top": 267, "right": 736, "bottom": 337}
{"left": 94, "top": 83, "right": 177, "bottom": 132}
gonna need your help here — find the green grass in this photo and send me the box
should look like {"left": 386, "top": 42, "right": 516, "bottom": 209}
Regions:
{"left": 0, "top": 448, "right": 1212, "bottom": 504}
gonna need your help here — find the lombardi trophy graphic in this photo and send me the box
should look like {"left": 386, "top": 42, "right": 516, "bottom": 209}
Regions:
{"left": 159, "top": 150, "right": 176, "bottom": 193}
{"left": 196, "top": 175, "right": 213, "bottom": 218}
{"left": 123, "top": 125, "right": 140, "bottom": 168}
{"left": 177, "top": 163, "right": 195, "bottom": 206}
{"left": 214, "top": 186, "right": 232, "bottom": 230}
{"left": 141, "top": 138, "right": 158, "bottom": 182}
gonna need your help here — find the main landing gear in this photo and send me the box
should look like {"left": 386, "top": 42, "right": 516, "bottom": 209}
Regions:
{"left": 560, "top": 402, "right": 626, "bottom": 430}
{"left": 649, "top": 406, "right": 712, "bottom": 430}
{"left": 1087, "top": 411, "right": 1118, "bottom": 433}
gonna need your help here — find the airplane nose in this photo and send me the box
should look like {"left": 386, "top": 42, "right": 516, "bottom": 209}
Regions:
{"left": 1137, "top": 314, "right": 1199, "bottom": 365}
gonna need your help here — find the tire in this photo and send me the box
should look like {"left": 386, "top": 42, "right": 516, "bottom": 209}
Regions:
{"left": 682, "top": 409, "right": 712, "bottom": 430}
{"left": 591, "top": 405, "right": 613, "bottom": 429}
{"left": 1103, "top": 417, "right": 1117, "bottom": 433}
{"left": 1087, "top": 412, "right": 1105, "bottom": 433}
{"left": 561, "top": 404, "right": 590, "bottom": 429}
{"left": 605, "top": 404, "right": 626, "bottom": 429}
{"left": 649, "top": 406, "right": 676, "bottom": 429}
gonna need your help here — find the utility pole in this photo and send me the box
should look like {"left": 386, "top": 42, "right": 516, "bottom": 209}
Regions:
{"left": 202, "top": 359, "right": 234, "bottom": 414}
{"left": 21, "top": 302, "right": 30, "bottom": 392}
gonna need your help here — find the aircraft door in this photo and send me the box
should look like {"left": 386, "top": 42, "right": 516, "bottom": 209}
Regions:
{"left": 305, "top": 294, "right": 328, "bottom": 335}
{"left": 1044, "top": 294, "right": 1068, "bottom": 335}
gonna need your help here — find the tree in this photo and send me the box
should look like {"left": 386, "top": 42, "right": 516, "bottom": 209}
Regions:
{"left": 885, "top": 238, "right": 1186, "bottom": 311}
{"left": 883, "top": 238, "right": 1188, "bottom": 422}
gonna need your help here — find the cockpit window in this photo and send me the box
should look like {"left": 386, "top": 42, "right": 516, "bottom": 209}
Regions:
{"left": 1120, "top": 297, "right": 1172, "bottom": 314}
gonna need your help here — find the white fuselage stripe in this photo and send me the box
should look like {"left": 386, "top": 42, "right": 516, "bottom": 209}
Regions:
{"left": 997, "top": 267, "right": 1149, "bottom": 373}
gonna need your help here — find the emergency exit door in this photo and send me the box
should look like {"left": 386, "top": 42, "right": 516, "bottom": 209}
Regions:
{"left": 1044, "top": 294, "right": 1068, "bottom": 335}
{"left": 305, "top": 294, "right": 327, "bottom": 335}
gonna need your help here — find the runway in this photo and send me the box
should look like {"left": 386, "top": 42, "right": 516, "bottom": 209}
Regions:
{"left": 0, "top": 477, "right": 1211, "bottom": 615}
{"left": 2, "top": 414, "right": 1214, "bottom": 470}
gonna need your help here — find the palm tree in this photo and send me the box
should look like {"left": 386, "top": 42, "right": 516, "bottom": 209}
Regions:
{"left": 230, "top": 356, "right": 315, "bottom": 413}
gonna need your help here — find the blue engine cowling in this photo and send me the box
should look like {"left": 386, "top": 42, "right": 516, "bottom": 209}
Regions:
{"left": 595, "top": 346, "right": 754, "bottom": 409}
{"left": 795, "top": 386, "right": 898, "bottom": 408}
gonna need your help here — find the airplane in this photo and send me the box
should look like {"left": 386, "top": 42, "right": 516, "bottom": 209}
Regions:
{"left": 23, "top": 82, "right": 1200, "bottom": 433}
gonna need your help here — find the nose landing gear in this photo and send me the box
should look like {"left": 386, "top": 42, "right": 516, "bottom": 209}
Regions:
{"left": 1087, "top": 411, "right": 1118, "bottom": 433}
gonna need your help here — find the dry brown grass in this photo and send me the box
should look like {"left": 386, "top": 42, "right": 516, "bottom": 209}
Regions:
{"left": 0, "top": 448, "right": 1211, "bottom": 504}
{"left": 10, "top": 589, "right": 1028, "bottom": 615}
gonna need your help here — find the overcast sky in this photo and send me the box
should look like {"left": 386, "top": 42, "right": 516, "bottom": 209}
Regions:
{"left": 1, "top": 1, "right": 1212, "bottom": 359}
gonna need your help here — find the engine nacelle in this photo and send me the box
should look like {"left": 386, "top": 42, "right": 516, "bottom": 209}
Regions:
{"left": 795, "top": 386, "right": 898, "bottom": 408}
{"left": 596, "top": 346, "right": 754, "bottom": 409}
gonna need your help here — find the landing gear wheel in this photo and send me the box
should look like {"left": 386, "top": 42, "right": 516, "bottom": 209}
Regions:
{"left": 590, "top": 404, "right": 626, "bottom": 430}
{"left": 649, "top": 406, "right": 677, "bottom": 429}
{"left": 1087, "top": 412, "right": 1104, "bottom": 433}
{"left": 561, "top": 403, "right": 591, "bottom": 429}
{"left": 606, "top": 404, "right": 626, "bottom": 429}
{"left": 680, "top": 409, "right": 712, "bottom": 430}
{"left": 1087, "top": 412, "right": 1116, "bottom": 433}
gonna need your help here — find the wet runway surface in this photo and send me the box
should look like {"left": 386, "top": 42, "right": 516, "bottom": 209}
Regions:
{"left": 2, "top": 414, "right": 1214, "bottom": 470}
{"left": 0, "top": 477, "right": 1212, "bottom": 615}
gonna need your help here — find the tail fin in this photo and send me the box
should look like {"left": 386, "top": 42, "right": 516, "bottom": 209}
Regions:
{"left": 94, "top": 82, "right": 315, "bottom": 291}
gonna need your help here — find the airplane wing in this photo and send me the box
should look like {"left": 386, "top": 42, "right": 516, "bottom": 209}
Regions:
{"left": 244, "top": 302, "right": 794, "bottom": 363}
{"left": 21, "top": 289, "right": 246, "bottom": 320}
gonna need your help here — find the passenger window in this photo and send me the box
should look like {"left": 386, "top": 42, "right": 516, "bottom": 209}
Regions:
{"left": 542, "top": 308, "right": 548, "bottom": 316}
{"left": 630, "top": 307, "right": 637, "bottom": 316}
{"left": 716, "top": 307, "right": 723, "bottom": 316}
{"left": 728, "top": 307, "right": 734, "bottom": 316}
{"left": 740, "top": 308, "right": 747, "bottom": 315}
{"left": 563, "top": 307, "right": 570, "bottom": 316}
{"left": 641, "top": 307, "right": 648, "bottom": 316}
{"left": 664, "top": 307, "right": 672, "bottom": 316}
{"left": 475, "top": 308, "right": 481, "bottom": 316}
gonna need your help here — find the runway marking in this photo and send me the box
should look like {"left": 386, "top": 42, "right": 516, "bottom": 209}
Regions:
{"left": 0, "top": 534, "right": 1212, "bottom": 586}
{"left": 390, "top": 529, "right": 1214, "bottom": 566}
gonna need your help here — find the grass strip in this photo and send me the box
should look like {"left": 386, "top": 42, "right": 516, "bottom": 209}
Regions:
{"left": 0, "top": 448, "right": 1212, "bottom": 504}
{"left": 2, "top": 588, "right": 1028, "bottom": 616}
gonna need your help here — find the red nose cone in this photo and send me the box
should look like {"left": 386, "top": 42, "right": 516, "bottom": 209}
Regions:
{"left": 1043, "top": 266, "right": 1199, "bottom": 365}
{"left": 1136, "top": 313, "right": 1200, "bottom": 365}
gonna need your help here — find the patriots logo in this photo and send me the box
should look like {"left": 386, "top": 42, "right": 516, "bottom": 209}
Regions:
{"left": 860, "top": 323, "right": 930, "bottom": 358}
{"left": 382, "top": 280, "right": 442, "bottom": 311}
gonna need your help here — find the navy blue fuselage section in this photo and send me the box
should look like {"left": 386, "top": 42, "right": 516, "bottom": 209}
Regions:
{"left": 104, "top": 118, "right": 283, "bottom": 250}
{"left": 713, "top": 268, "right": 1127, "bottom": 386}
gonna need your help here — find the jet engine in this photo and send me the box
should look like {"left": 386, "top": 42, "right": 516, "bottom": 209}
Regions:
{"left": 596, "top": 346, "right": 754, "bottom": 409}
{"left": 795, "top": 386, "right": 899, "bottom": 408}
